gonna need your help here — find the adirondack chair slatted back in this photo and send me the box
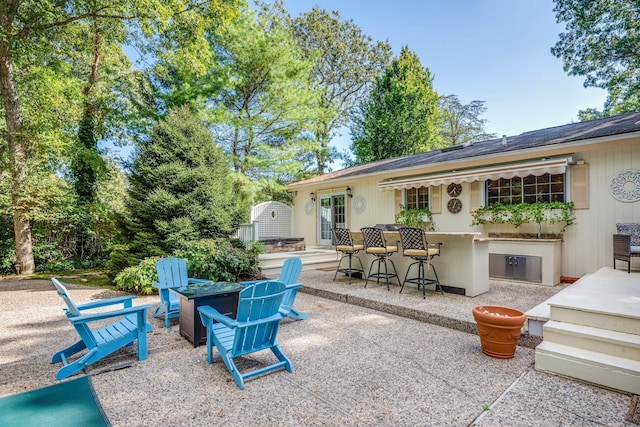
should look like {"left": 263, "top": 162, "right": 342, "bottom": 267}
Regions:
{"left": 279, "top": 257, "right": 302, "bottom": 285}
{"left": 52, "top": 278, "right": 81, "bottom": 317}
{"left": 233, "top": 281, "right": 286, "bottom": 356}
{"left": 156, "top": 257, "right": 189, "bottom": 288}
{"left": 153, "top": 257, "right": 191, "bottom": 328}
{"left": 239, "top": 257, "right": 307, "bottom": 320}
{"left": 52, "top": 278, "right": 104, "bottom": 346}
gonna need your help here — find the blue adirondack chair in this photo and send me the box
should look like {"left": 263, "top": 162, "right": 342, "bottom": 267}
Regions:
{"left": 198, "top": 280, "right": 292, "bottom": 389}
{"left": 152, "top": 257, "right": 210, "bottom": 328}
{"left": 241, "top": 257, "right": 307, "bottom": 320}
{"left": 51, "top": 278, "right": 153, "bottom": 380}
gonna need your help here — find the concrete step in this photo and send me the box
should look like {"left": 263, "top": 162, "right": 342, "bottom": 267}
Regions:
{"left": 542, "top": 320, "right": 640, "bottom": 360}
{"left": 549, "top": 303, "right": 640, "bottom": 335}
{"left": 535, "top": 341, "right": 640, "bottom": 395}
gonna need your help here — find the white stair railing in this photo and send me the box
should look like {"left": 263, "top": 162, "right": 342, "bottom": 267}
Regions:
{"left": 234, "top": 221, "right": 259, "bottom": 248}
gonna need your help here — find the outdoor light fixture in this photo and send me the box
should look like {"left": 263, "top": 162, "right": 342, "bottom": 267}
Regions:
{"left": 310, "top": 192, "right": 316, "bottom": 202}
{"left": 346, "top": 187, "right": 353, "bottom": 198}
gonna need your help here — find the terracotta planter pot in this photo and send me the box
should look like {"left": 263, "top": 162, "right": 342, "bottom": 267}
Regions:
{"left": 472, "top": 305, "right": 526, "bottom": 359}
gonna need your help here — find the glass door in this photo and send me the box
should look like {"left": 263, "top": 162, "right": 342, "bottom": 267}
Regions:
{"left": 318, "top": 194, "right": 346, "bottom": 246}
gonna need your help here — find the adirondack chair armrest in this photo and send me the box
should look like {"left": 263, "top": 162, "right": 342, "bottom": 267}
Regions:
{"left": 69, "top": 304, "right": 152, "bottom": 324}
{"left": 239, "top": 279, "right": 262, "bottom": 287}
{"left": 284, "top": 283, "right": 303, "bottom": 291}
{"left": 75, "top": 295, "right": 136, "bottom": 311}
{"left": 152, "top": 281, "right": 169, "bottom": 290}
{"left": 198, "top": 305, "right": 238, "bottom": 328}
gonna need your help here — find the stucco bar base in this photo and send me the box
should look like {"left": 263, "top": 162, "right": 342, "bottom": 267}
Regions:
{"left": 353, "top": 232, "right": 489, "bottom": 297}
{"left": 488, "top": 238, "right": 562, "bottom": 286}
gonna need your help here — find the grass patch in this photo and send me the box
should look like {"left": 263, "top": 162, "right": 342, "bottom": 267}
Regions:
{"left": 31, "top": 270, "right": 114, "bottom": 289}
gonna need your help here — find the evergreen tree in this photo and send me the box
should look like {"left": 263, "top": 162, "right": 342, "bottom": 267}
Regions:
{"left": 351, "top": 47, "right": 441, "bottom": 164}
{"left": 125, "top": 106, "right": 245, "bottom": 259}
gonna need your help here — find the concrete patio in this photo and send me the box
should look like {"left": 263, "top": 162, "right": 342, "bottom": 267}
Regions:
{"left": 0, "top": 270, "right": 636, "bottom": 426}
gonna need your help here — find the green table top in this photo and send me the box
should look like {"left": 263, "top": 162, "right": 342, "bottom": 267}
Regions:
{"left": 172, "top": 281, "right": 243, "bottom": 298}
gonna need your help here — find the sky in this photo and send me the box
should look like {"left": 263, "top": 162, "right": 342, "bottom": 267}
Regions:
{"left": 275, "top": 0, "right": 608, "bottom": 155}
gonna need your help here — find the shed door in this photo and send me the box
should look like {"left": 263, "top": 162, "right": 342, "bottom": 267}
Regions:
{"left": 318, "top": 194, "right": 346, "bottom": 246}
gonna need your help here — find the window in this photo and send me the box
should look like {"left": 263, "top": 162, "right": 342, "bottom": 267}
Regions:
{"left": 486, "top": 173, "right": 565, "bottom": 205}
{"left": 405, "top": 187, "right": 429, "bottom": 209}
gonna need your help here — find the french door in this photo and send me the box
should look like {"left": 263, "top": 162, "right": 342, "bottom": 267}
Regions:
{"left": 318, "top": 194, "right": 346, "bottom": 246}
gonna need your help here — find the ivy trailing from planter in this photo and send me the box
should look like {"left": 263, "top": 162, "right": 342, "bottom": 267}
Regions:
{"left": 470, "top": 201, "right": 575, "bottom": 238}
{"left": 395, "top": 206, "right": 435, "bottom": 231}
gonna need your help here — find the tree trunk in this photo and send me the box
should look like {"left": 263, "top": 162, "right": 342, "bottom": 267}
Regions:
{"left": 0, "top": 40, "right": 36, "bottom": 274}
{"left": 315, "top": 129, "right": 329, "bottom": 174}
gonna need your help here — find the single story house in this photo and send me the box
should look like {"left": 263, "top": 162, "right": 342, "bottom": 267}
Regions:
{"left": 287, "top": 111, "right": 640, "bottom": 290}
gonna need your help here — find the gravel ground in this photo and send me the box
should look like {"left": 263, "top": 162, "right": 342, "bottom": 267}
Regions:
{"left": 0, "top": 272, "right": 635, "bottom": 426}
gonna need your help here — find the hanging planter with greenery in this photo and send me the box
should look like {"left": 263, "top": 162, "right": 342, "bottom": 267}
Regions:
{"left": 395, "top": 206, "right": 435, "bottom": 231}
{"left": 470, "top": 201, "right": 575, "bottom": 238}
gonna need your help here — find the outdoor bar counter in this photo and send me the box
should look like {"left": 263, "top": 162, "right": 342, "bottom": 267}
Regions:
{"left": 351, "top": 231, "right": 489, "bottom": 297}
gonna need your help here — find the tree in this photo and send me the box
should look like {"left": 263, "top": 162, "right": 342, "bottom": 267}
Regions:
{"left": 65, "top": 13, "right": 130, "bottom": 205}
{"left": 125, "top": 106, "right": 245, "bottom": 259}
{"left": 551, "top": 0, "right": 640, "bottom": 116}
{"left": 438, "top": 95, "right": 496, "bottom": 146}
{"left": 0, "top": 0, "right": 239, "bottom": 274}
{"left": 289, "top": 6, "right": 392, "bottom": 173}
{"left": 350, "top": 46, "right": 441, "bottom": 164}
{"left": 209, "top": 2, "right": 317, "bottom": 188}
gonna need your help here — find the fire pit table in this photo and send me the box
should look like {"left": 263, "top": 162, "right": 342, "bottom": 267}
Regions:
{"left": 171, "top": 281, "right": 243, "bottom": 347}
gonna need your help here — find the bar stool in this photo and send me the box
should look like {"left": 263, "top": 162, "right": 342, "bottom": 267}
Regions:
{"left": 361, "top": 227, "right": 399, "bottom": 291}
{"left": 398, "top": 227, "right": 443, "bottom": 299}
{"left": 332, "top": 227, "right": 365, "bottom": 284}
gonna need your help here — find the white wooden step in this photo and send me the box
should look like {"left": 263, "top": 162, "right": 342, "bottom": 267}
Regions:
{"left": 258, "top": 250, "right": 338, "bottom": 278}
{"left": 542, "top": 320, "right": 640, "bottom": 360}
{"left": 549, "top": 304, "right": 640, "bottom": 335}
{"left": 535, "top": 341, "right": 640, "bottom": 394}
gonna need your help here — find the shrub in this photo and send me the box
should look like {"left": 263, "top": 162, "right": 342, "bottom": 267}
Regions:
{"left": 106, "top": 244, "right": 135, "bottom": 280}
{"left": 174, "top": 238, "right": 263, "bottom": 282}
{"left": 113, "top": 256, "right": 161, "bottom": 295}
{"left": 113, "top": 238, "right": 263, "bottom": 295}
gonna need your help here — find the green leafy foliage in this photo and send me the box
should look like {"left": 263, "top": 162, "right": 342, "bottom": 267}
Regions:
{"left": 208, "top": 2, "right": 318, "bottom": 197}
{"left": 394, "top": 206, "right": 435, "bottom": 231}
{"left": 113, "top": 239, "right": 263, "bottom": 294}
{"left": 0, "top": 160, "right": 124, "bottom": 274}
{"left": 471, "top": 202, "right": 576, "bottom": 236}
{"left": 0, "top": 0, "right": 242, "bottom": 274}
{"left": 551, "top": 0, "right": 640, "bottom": 116}
{"left": 351, "top": 46, "right": 442, "bottom": 164}
{"left": 438, "top": 95, "right": 496, "bottom": 146}
{"left": 174, "top": 239, "right": 263, "bottom": 282}
{"left": 289, "top": 6, "right": 392, "bottom": 172}
{"left": 113, "top": 256, "right": 162, "bottom": 295}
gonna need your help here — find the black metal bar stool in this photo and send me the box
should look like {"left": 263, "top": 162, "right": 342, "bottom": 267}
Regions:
{"left": 398, "top": 227, "right": 443, "bottom": 299}
{"left": 332, "top": 227, "right": 365, "bottom": 284}
{"left": 361, "top": 227, "right": 399, "bottom": 291}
